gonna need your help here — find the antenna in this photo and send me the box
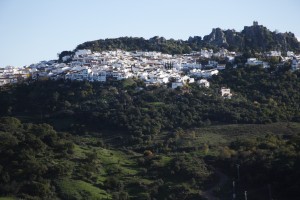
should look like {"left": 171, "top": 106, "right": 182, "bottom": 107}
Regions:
{"left": 244, "top": 191, "right": 248, "bottom": 200}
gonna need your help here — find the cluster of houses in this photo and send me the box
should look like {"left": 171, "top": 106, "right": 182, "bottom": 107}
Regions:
{"left": 1, "top": 48, "right": 300, "bottom": 98}
{"left": 245, "top": 50, "right": 300, "bottom": 70}
{"left": 0, "top": 66, "right": 29, "bottom": 86}
{"left": 1, "top": 49, "right": 229, "bottom": 89}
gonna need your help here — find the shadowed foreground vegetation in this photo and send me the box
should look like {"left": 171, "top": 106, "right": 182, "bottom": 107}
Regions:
{"left": 0, "top": 117, "right": 300, "bottom": 199}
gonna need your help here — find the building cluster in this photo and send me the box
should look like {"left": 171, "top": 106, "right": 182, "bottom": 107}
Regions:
{"left": 0, "top": 66, "right": 29, "bottom": 86}
{"left": 1, "top": 49, "right": 231, "bottom": 88}
{"left": 1, "top": 48, "right": 300, "bottom": 98}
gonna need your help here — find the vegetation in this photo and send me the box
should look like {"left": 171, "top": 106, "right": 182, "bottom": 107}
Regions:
{"left": 1, "top": 66, "right": 300, "bottom": 134}
{"left": 75, "top": 36, "right": 193, "bottom": 56}
{"left": 0, "top": 63, "right": 300, "bottom": 199}
{"left": 0, "top": 116, "right": 299, "bottom": 199}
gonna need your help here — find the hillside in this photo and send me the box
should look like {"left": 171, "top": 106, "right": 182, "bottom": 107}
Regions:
{"left": 68, "top": 22, "right": 300, "bottom": 58}
{"left": 0, "top": 64, "right": 300, "bottom": 199}
{"left": 1, "top": 66, "right": 300, "bottom": 132}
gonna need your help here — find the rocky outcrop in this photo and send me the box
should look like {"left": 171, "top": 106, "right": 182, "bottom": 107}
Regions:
{"left": 203, "top": 28, "right": 227, "bottom": 46}
{"left": 203, "top": 22, "right": 300, "bottom": 52}
{"left": 202, "top": 28, "right": 244, "bottom": 50}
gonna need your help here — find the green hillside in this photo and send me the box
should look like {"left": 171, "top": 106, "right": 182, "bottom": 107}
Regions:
{"left": 0, "top": 65, "right": 300, "bottom": 199}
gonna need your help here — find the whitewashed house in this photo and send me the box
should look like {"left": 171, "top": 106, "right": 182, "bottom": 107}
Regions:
{"left": 200, "top": 49, "right": 213, "bottom": 58}
{"left": 246, "top": 58, "right": 269, "bottom": 68}
{"left": 202, "top": 69, "right": 219, "bottom": 78}
{"left": 291, "top": 58, "right": 300, "bottom": 71}
{"left": 267, "top": 51, "right": 281, "bottom": 57}
{"left": 181, "top": 75, "right": 195, "bottom": 84}
{"left": 221, "top": 87, "right": 232, "bottom": 99}
{"left": 172, "top": 82, "right": 184, "bottom": 89}
{"left": 190, "top": 69, "right": 202, "bottom": 77}
{"left": 287, "top": 51, "right": 295, "bottom": 57}
{"left": 198, "top": 79, "right": 210, "bottom": 88}
{"left": 90, "top": 71, "right": 107, "bottom": 82}
{"left": 75, "top": 49, "right": 92, "bottom": 57}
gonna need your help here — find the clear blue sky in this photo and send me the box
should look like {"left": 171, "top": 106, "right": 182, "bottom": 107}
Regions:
{"left": 1, "top": 0, "right": 299, "bottom": 67}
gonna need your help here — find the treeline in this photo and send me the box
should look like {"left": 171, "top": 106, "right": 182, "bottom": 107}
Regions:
{"left": 76, "top": 36, "right": 194, "bottom": 56}
{"left": 60, "top": 36, "right": 196, "bottom": 62}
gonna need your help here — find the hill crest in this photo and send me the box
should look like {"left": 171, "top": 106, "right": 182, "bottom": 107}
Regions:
{"left": 71, "top": 21, "right": 300, "bottom": 56}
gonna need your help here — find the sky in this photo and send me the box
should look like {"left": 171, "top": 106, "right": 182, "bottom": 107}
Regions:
{"left": 0, "top": 0, "right": 300, "bottom": 67}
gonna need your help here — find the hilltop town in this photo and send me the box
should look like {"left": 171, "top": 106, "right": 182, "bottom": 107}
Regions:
{"left": 1, "top": 47, "right": 300, "bottom": 93}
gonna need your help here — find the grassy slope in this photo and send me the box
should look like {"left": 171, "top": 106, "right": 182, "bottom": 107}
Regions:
{"left": 54, "top": 138, "right": 149, "bottom": 199}
{"left": 56, "top": 179, "right": 110, "bottom": 200}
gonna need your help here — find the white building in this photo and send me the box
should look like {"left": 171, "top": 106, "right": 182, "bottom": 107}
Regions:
{"left": 200, "top": 49, "right": 213, "bottom": 58}
{"left": 221, "top": 87, "right": 232, "bottom": 99}
{"left": 75, "top": 49, "right": 92, "bottom": 57}
{"left": 198, "top": 79, "right": 210, "bottom": 88}
{"left": 291, "top": 58, "right": 300, "bottom": 71}
{"left": 246, "top": 58, "right": 269, "bottom": 68}
{"left": 201, "top": 69, "right": 219, "bottom": 78}
{"left": 172, "top": 82, "right": 184, "bottom": 89}
{"left": 267, "top": 51, "right": 281, "bottom": 57}
{"left": 181, "top": 75, "right": 195, "bottom": 84}
{"left": 287, "top": 51, "right": 295, "bottom": 57}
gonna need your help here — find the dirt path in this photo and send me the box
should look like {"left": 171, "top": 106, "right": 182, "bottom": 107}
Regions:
{"left": 202, "top": 170, "right": 229, "bottom": 200}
